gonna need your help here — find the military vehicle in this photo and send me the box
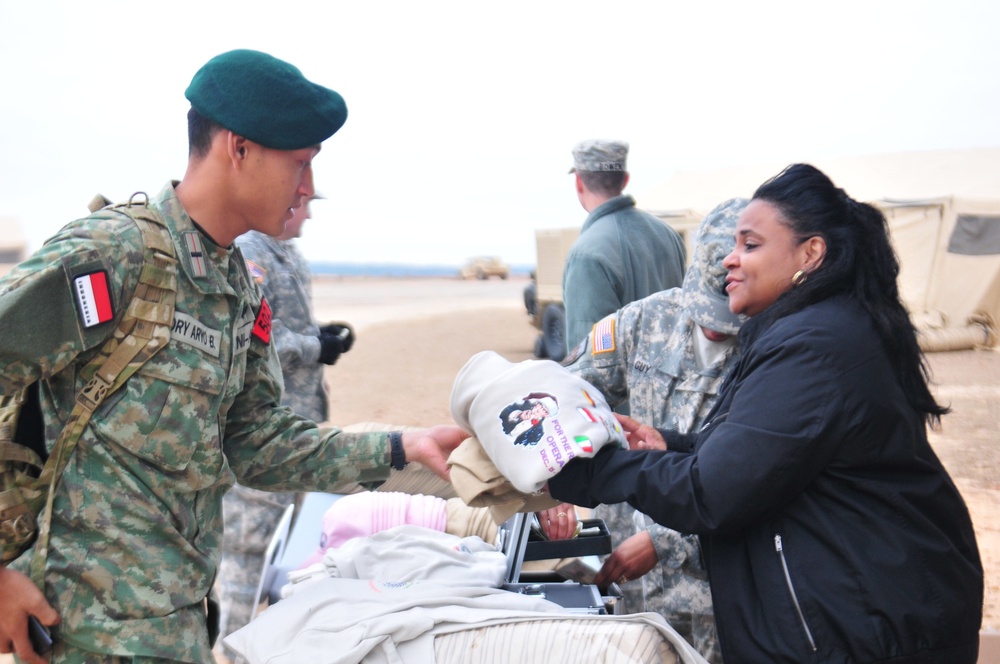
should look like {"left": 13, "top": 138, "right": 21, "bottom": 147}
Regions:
{"left": 525, "top": 210, "right": 703, "bottom": 361}
{"left": 459, "top": 256, "right": 510, "bottom": 280}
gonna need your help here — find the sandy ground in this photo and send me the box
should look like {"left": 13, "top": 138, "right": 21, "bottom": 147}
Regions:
{"left": 316, "top": 275, "right": 1000, "bottom": 636}
{"left": 3, "top": 275, "right": 996, "bottom": 663}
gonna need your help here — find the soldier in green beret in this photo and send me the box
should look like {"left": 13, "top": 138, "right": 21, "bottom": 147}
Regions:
{"left": 0, "top": 49, "right": 466, "bottom": 664}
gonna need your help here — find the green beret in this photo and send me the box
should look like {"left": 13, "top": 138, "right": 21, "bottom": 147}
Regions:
{"left": 185, "top": 49, "right": 347, "bottom": 150}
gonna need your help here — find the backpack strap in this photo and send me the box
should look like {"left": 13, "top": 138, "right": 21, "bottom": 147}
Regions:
{"left": 28, "top": 193, "right": 178, "bottom": 588}
{"left": 0, "top": 388, "right": 45, "bottom": 564}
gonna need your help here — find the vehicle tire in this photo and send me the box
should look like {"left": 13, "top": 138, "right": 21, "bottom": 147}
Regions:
{"left": 500, "top": 272, "right": 509, "bottom": 280}
{"left": 533, "top": 334, "right": 547, "bottom": 359}
{"left": 523, "top": 282, "right": 537, "bottom": 316}
{"left": 541, "top": 305, "right": 567, "bottom": 362}
{"left": 476, "top": 269, "right": 487, "bottom": 280}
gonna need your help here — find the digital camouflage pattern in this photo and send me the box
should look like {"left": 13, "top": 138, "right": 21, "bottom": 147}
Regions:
{"left": 682, "top": 198, "right": 749, "bottom": 337}
{"left": 236, "top": 231, "right": 328, "bottom": 424}
{"left": 213, "top": 231, "right": 330, "bottom": 656}
{"left": 216, "top": 485, "right": 293, "bottom": 658}
{"left": 564, "top": 198, "right": 749, "bottom": 664}
{"left": 569, "top": 138, "right": 629, "bottom": 173}
{"left": 0, "top": 182, "right": 392, "bottom": 662}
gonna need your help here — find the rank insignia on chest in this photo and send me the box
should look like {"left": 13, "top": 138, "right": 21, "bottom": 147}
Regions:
{"left": 73, "top": 270, "right": 114, "bottom": 328}
{"left": 183, "top": 231, "right": 208, "bottom": 278}
{"left": 252, "top": 297, "right": 272, "bottom": 344}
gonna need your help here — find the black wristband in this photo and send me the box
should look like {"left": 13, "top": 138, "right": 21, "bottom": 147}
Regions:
{"left": 389, "top": 431, "right": 408, "bottom": 471}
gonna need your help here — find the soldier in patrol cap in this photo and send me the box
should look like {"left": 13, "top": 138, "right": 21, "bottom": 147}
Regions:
{"left": 568, "top": 139, "right": 630, "bottom": 173}
{"left": 0, "top": 49, "right": 465, "bottom": 664}
{"left": 549, "top": 198, "right": 750, "bottom": 663}
{"left": 562, "top": 139, "right": 687, "bottom": 360}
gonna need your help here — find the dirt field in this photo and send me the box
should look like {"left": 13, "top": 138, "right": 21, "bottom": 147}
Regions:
{"left": 319, "top": 276, "right": 1000, "bottom": 634}
{"left": 2, "top": 276, "right": 996, "bottom": 664}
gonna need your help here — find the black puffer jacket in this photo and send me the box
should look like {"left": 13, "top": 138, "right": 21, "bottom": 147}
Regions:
{"left": 550, "top": 296, "right": 982, "bottom": 663}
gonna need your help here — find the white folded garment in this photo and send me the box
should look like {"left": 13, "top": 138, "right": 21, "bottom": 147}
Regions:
{"left": 451, "top": 350, "right": 627, "bottom": 493}
{"left": 282, "top": 525, "right": 508, "bottom": 597}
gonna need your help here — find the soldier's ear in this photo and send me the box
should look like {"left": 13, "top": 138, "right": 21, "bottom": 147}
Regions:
{"left": 227, "top": 133, "right": 250, "bottom": 166}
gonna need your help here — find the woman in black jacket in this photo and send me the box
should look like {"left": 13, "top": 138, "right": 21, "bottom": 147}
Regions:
{"left": 548, "top": 163, "right": 983, "bottom": 663}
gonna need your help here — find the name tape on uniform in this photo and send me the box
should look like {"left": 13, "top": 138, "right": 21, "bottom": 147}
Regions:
{"left": 233, "top": 320, "right": 253, "bottom": 355}
{"left": 171, "top": 311, "right": 222, "bottom": 358}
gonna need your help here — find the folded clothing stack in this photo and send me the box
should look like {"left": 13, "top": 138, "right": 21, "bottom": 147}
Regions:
{"left": 450, "top": 350, "right": 627, "bottom": 494}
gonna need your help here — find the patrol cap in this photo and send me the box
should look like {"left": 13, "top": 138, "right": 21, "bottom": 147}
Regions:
{"left": 568, "top": 139, "right": 629, "bottom": 173}
{"left": 683, "top": 197, "right": 749, "bottom": 336}
{"left": 185, "top": 49, "right": 348, "bottom": 150}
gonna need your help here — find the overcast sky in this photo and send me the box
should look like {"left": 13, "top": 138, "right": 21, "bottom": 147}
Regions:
{"left": 2, "top": 0, "right": 1000, "bottom": 267}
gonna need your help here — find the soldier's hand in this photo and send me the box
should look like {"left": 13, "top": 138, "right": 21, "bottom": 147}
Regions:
{"left": 319, "top": 322, "right": 354, "bottom": 352}
{"left": 594, "top": 530, "right": 658, "bottom": 591}
{"left": 401, "top": 426, "right": 469, "bottom": 481}
{"left": 0, "top": 566, "right": 59, "bottom": 664}
{"left": 317, "top": 331, "right": 347, "bottom": 365}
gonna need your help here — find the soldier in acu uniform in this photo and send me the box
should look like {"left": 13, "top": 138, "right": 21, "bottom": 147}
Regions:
{"left": 557, "top": 198, "right": 749, "bottom": 663}
{"left": 216, "top": 195, "right": 355, "bottom": 657}
{"left": 0, "top": 49, "right": 464, "bottom": 664}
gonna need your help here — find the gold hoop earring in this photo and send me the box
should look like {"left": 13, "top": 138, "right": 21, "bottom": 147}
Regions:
{"left": 792, "top": 270, "right": 808, "bottom": 287}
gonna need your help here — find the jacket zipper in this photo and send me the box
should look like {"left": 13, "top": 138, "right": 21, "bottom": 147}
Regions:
{"left": 774, "top": 534, "right": 817, "bottom": 652}
{"left": 699, "top": 410, "right": 728, "bottom": 433}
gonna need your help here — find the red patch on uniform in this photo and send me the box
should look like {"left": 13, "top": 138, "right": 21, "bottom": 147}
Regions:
{"left": 73, "top": 271, "right": 114, "bottom": 328}
{"left": 252, "top": 297, "right": 272, "bottom": 344}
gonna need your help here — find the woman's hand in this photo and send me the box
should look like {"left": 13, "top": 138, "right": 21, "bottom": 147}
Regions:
{"left": 615, "top": 414, "right": 667, "bottom": 451}
{"left": 594, "top": 530, "right": 658, "bottom": 590}
{"left": 537, "top": 503, "right": 578, "bottom": 541}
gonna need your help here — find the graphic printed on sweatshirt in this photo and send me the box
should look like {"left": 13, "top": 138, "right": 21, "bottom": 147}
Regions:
{"left": 496, "top": 389, "right": 623, "bottom": 475}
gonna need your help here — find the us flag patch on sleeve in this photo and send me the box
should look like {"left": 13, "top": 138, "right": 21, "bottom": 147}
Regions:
{"left": 591, "top": 315, "right": 616, "bottom": 354}
{"left": 73, "top": 271, "right": 114, "bottom": 328}
{"left": 245, "top": 260, "right": 266, "bottom": 284}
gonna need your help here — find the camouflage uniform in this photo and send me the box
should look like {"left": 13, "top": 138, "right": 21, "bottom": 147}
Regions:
{"left": 0, "top": 183, "right": 391, "bottom": 662}
{"left": 564, "top": 198, "right": 748, "bottom": 664}
{"left": 212, "top": 231, "right": 330, "bottom": 655}
{"left": 236, "top": 230, "right": 328, "bottom": 423}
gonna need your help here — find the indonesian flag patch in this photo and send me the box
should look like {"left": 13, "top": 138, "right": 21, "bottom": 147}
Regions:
{"left": 252, "top": 297, "right": 272, "bottom": 344}
{"left": 73, "top": 271, "right": 114, "bottom": 328}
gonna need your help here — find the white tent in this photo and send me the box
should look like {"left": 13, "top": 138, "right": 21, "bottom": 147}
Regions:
{"left": 640, "top": 148, "right": 1000, "bottom": 350}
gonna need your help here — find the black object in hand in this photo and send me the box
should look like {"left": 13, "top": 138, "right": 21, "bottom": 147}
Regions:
{"left": 319, "top": 322, "right": 354, "bottom": 352}
{"left": 318, "top": 331, "right": 347, "bottom": 365}
{"left": 28, "top": 615, "right": 52, "bottom": 655}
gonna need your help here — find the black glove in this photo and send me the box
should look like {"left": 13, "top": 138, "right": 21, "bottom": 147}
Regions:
{"left": 318, "top": 331, "right": 347, "bottom": 365}
{"left": 319, "top": 322, "right": 355, "bottom": 353}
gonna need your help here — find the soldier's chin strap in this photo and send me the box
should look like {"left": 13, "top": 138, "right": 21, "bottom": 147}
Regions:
{"left": 29, "top": 195, "right": 178, "bottom": 590}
